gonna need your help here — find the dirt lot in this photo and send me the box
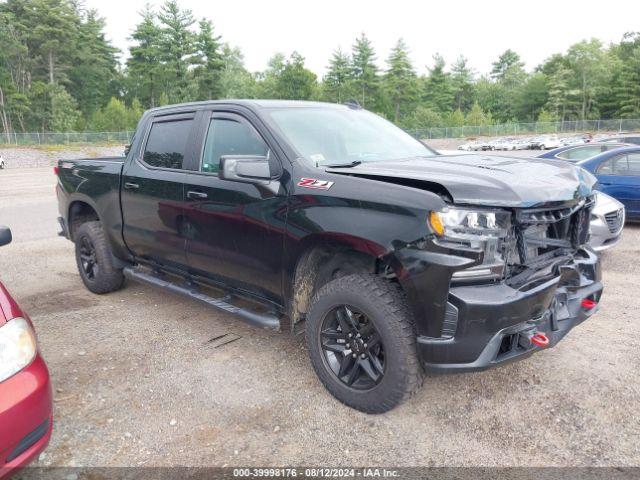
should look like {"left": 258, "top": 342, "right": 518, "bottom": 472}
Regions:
{"left": 0, "top": 160, "right": 639, "bottom": 470}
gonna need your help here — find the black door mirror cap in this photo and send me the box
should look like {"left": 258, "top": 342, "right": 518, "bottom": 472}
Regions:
{"left": 0, "top": 226, "right": 12, "bottom": 247}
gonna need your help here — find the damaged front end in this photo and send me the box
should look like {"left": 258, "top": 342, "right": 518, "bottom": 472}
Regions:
{"left": 429, "top": 195, "right": 595, "bottom": 288}
{"left": 394, "top": 195, "right": 603, "bottom": 373}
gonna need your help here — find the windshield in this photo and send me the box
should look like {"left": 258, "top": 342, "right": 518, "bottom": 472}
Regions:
{"left": 266, "top": 107, "right": 437, "bottom": 166}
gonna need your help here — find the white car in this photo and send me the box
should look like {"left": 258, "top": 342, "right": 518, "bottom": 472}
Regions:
{"left": 561, "top": 135, "right": 589, "bottom": 146}
{"left": 457, "top": 141, "right": 476, "bottom": 151}
{"left": 589, "top": 191, "right": 625, "bottom": 252}
{"left": 535, "top": 135, "right": 563, "bottom": 150}
{"left": 515, "top": 138, "right": 533, "bottom": 150}
{"left": 491, "top": 138, "right": 509, "bottom": 150}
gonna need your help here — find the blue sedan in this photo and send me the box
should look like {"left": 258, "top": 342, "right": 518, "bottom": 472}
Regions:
{"left": 577, "top": 146, "right": 640, "bottom": 221}
{"left": 538, "top": 143, "right": 630, "bottom": 162}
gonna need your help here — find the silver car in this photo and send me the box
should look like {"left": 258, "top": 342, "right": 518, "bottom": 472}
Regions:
{"left": 589, "top": 191, "right": 625, "bottom": 252}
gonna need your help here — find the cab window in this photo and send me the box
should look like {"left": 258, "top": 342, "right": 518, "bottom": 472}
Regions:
{"left": 143, "top": 119, "right": 194, "bottom": 169}
{"left": 201, "top": 118, "right": 268, "bottom": 174}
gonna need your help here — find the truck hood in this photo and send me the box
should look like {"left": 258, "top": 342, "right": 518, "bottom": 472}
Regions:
{"left": 326, "top": 154, "right": 596, "bottom": 208}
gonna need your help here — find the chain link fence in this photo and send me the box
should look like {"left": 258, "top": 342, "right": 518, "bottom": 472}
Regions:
{"left": 0, "top": 131, "right": 133, "bottom": 146}
{"left": 2, "top": 118, "right": 640, "bottom": 145}
{"left": 409, "top": 118, "right": 640, "bottom": 140}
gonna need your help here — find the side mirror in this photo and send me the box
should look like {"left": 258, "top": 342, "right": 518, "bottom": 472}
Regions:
{"left": 0, "top": 226, "right": 12, "bottom": 247}
{"left": 124, "top": 144, "right": 131, "bottom": 156}
{"left": 220, "top": 155, "right": 272, "bottom": 184}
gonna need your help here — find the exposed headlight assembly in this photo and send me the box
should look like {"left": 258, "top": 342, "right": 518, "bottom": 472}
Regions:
{"left": 0, "top": 317, "right": 37, "bottom": 382}
{"left": 429, "top": 207, "right": 512, "bottom": 279}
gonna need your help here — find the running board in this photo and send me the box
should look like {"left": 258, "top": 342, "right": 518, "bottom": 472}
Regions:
{"left": 123, "top": 267, "right": 281, "bottom": 331}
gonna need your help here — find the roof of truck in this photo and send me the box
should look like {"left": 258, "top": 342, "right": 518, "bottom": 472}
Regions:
{"left": 146, "top": 99, "right": 353, "bottom": 115}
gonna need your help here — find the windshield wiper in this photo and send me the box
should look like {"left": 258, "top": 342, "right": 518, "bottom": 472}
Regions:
{"left": 325, "top": 161, "right": 362, "bottom": 168}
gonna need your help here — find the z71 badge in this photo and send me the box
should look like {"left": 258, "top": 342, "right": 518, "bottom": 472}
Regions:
{"left": 297, "top": 178, "right": 334, "bottom": 190}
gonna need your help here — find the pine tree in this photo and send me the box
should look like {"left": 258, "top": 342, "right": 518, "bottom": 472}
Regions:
{"left": 157, "top": 0, "right": 196, "bottom": 103}
{"left": 324, "top": 48, "right": 352, "bottom": 103}
{"left": 466, "top": 102, "right": 490, "bottom": 126}
{"left": 384, "top": 39, "right": 418, "bottom": 123}
{"left": 69, "top": 10, "right": 119, "bottom": 118}
{"left": 276, "top": 52, "right": 317, "bottom": 100}
{"left": 192, "top": 19, "right": 224, "bottom": 100}
{"left": 491, "top": 49, "right": 524, "bottom": 81}
{"left": 351, "top": 33, "right": 378, "bottom": 108}
{"left": 613, "top": 34, "right": 640, "bottom": 118}
{"left": 126, "top": 6, "right": 163, "bottom": 108}
{"left": 545, "top": 66, "right": 573, "bottom": 121}
{"left": 450, "top": 56, "right": 474, "bottom": 111}
{"left": 422, "top": 54, "right": 453, "bottom": 113}
{"left": 218, "top": 44, "right": 257, "bottom": 99}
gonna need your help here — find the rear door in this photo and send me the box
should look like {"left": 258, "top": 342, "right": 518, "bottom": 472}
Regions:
{"left": 596, "top": 152, "right": 640, "bottom": 218}
{"left": 182, "top": 110, "right": 288, "bottom": 303}
{"left": 121, "top": 112, "right": 197, "bottom": 269}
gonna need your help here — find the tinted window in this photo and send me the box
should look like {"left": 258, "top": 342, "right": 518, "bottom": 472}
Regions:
{"left": 598, "top": 159, "right": 613, "bottom": 174}
{"left": 602, "top": 144, "right": 626, "bottom": 152}
{"left": 624, "top": 137, "right": 640, "bottom": 145}
{"left": 143, "top": 119, "right": 193, "bottom": 169}
{"left": 201, "top": 118, "right": 268, "bottom": 173}
{"left": 598, "top": 153, "right": 640, "bottom": 175}
{"left": 557, "top": 145, "right": 603, "bottom": 160}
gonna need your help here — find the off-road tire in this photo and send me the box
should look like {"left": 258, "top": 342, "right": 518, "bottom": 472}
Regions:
{"left": 74, "top": 221, "right": 124, "bottom": 294}
{"left": 305, "top": 274, "right": 423, "bottom": 413}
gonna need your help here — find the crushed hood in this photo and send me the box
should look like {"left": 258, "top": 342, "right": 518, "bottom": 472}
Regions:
{"left": 326, "top": 154, "right": 597, "bottom": 208}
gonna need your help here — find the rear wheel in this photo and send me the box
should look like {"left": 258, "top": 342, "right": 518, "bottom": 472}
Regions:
{"left": 305, "top": 274, "right": 423, "bottom": 413}
{"left": 74, "top": 221, "right": 124, "bottom": 294}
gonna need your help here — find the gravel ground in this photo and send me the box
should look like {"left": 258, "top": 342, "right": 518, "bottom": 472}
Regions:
{"left": 0, "top": 145, "right": 125, "bottom": 169}
{"left": 0, "top": 158, "right": 639, "bottom": 471}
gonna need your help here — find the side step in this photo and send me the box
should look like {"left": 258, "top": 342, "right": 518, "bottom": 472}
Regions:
{"left": 123, "top": 267, "right": 281, "bottom": 331}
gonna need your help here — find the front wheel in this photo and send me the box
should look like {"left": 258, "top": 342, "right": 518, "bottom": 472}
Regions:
{"left": 305, "top": 274, "right": 423, "bottom": 413}
{"left": 74, "top": 221, "right": 124, "bottom": 294}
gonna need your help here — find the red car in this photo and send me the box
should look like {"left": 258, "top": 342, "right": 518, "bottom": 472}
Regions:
{"left": 0, "top": 227, "right": 52, "bottom": 478}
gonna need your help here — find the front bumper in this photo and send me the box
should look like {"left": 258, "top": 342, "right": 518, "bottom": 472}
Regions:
{"left": 589, "top": 211, "right": 624, "bottom": 252}
{"left": 397, "top": 246, "right": 602, "bottom": 373}
{"left": 0, "top": 354, "right": 53, "bottom": 478}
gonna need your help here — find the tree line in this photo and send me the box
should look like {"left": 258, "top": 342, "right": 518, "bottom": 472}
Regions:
{"left": 1, "top": 0, "right": 639, "bottom": 135}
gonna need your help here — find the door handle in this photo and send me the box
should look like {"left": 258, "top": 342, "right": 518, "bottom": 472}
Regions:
{"left": 124, "top": 182, "right": 139, "bottom": 190}
{"left": 187, "top": 190, "right": 208, "bottom": 200}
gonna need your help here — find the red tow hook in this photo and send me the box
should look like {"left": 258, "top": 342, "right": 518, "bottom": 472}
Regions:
{"left": 581, "top": 298, "right": 597, "bottom": 310}
{"left": 530, "top": 332, "right": 549, "bottom": 348}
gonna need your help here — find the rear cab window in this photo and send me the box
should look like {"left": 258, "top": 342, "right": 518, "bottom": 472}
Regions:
{"left": 142, "top": 117, "right": 195, "bottom": 169}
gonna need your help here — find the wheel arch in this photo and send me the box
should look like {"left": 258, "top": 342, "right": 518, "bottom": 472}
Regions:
{"left": 286, "top": 233, "right": 395, "bottom": 327}
{"left": 68, "top": 196, "right": 101, "bottom": 239}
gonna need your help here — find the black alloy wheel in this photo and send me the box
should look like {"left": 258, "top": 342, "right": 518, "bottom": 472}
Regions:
{"left": 319, "top": 305, "right": 385, "bottom": 390}
{"left": 78, "top": 236, "right": 98, "bottom": 280}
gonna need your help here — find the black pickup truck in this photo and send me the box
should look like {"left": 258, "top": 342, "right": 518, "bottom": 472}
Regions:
{"left": 56, "top": 100, "right": 603, "bottom": 413}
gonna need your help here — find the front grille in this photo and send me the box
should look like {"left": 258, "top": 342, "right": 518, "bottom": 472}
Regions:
{"left": 605, "top": 209, "right": 624, "bottom": 233}
{"left": 506, "top": 197, "right": 594, "bottom": 285}
{"left": 514, "top": 198, "right": 593, "bottom": 264}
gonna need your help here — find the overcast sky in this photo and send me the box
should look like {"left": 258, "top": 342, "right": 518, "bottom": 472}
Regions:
{"left": 85, "top": 0, "right": 640, "bottom": 77}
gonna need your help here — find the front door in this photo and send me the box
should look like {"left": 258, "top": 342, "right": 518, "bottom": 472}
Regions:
{"left": 121, "top": 112, "right": 197, "bottom": 269}
{"left": 182, "top": 111, "right": 288, "bottom": 303}
{"left": 596, "top": 151, "right": 640, "bottom": 218}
